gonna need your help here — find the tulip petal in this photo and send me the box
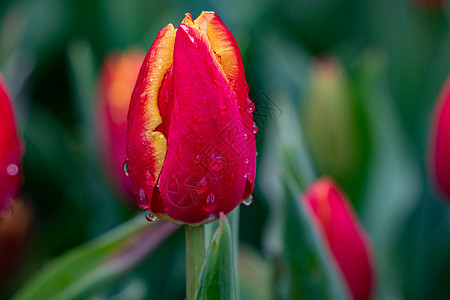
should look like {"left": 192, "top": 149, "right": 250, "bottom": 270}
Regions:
{"left": 0, "top": 76, "right": 22, "bottom": 213}
{"left": 158, "top": 23, "right": 247, "bottom": 224}
{"left": 303, "top": 178, "right": 375, "bottom": 300}
{"left": 201, "top": 12, "right": 256, "bottom": 198}
{"left": 126, "top": 24, "right": 175, "bottom": 211}
{"left": 429, "top": 77, "right": 450, "bottom": 198}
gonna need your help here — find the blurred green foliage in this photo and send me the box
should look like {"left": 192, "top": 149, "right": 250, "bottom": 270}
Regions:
{"left": 0, "top": 0, "right": 449, "bottom": 299}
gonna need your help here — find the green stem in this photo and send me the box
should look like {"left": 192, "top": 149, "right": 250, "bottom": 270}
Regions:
{"left": 185, "top": 224, "right": 206, "bottom": 300}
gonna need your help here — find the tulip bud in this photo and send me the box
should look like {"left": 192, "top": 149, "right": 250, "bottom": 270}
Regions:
{"left": 97, "top": 50, "right": 144, "bottom": 201}
{"left": 0, "top": 75, "right": 22, "bottom": 215}
{"left": 302, "top": 57, "right": 368, "bottom": 199}
{"left": 126, "top": 12, "right": 256, "bottom": 225}
{"left": 302, "top": 177, "right": 375, "bottom": 300}
{"left": 428, "top": 76, "right": 450, "bottom": 199}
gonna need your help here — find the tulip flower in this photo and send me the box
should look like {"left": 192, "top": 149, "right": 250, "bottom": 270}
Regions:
{"left": 126, "top": 12, "right": 256, "bottom": 225}
{"left": 428, "top": 76, "right": 450, "bottom": 199}
{"left": 302, "top": 177, "right": 375, "bottom": 300}
{"left": 0, "top": 75, "right": 22, "bottom": 215}
{"left": 97, "top": 50, "right": 144, "bottom": 201}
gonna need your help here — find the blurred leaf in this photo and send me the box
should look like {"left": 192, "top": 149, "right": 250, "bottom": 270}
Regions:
{"left": 238, "top": 245, "right": 272, "bottom": 300}
{"left": 280, "top": 179, "right": 349, "bottom": 299}
{"left": 195, "top": 214, "right": 235, "bottom": 300}
{"left": 13, "top": 216, "right": 178, "bottom": 300}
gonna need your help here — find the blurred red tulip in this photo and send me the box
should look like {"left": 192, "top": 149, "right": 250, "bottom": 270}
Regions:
{"left": 428, "top": 76, "right": 450, "bottom": 199}
{"left": 302, "top": 177, "right": 375, "bottom": 300}
{"left": 0, "top": 75, "right": 22, "bottom": 215}
{"left": 98, "top": 50, "right": 144, "bottom": 201}
{"left": 126, "top": 12, "right": 256, "bottom": 225}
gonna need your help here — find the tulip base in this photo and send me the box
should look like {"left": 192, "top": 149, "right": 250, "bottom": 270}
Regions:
{"left": 185, "top": 224, "right": 206, "bottom": 300}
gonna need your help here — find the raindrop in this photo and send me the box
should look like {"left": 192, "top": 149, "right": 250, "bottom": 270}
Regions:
{"left": 242, "top": 195, "right": 253, "bottom": 206}
{"left": 174, "top": 101, "right": 181, "bottom": 114}
{"left": 219, "top": 104, "right": 227, "bottom": 117}
{"left": 145, "top": 210, "right": 157, "bottom": 222}
{"left": 211, "top": 153, "right": 225, "bottom": 171}
{"left": 246, "top": 103, "right": 255, "bottom": 113}
{"left": 6, "top": 164, "right": 19, "bottom": 176}
{"left": 203, "top": 193, "right": 216, "bottom": 212}
{"left": 215, "top": 53, "right": 222, "bottom": 62}
{"left": 145, "top": 170, "right": 154, "bottom": 185}
{"left": 196, "top": 177, "right": 208, "bottom": 193}
{"left": 252, "top": 122, "right": 258, "bottom": 133}
{"left": 201, "top": 95, "right": 208, "bottom": 104}
{"left": 137, "top": 189, "right": 149, "bottom": 209}
{"left": 123, "top": 161, "right": 130, "bottom": 176}
{"left": 194, "top": 155, "right": 201, "bottom": 164}
{"left": 245, "top": 158, "right": 249, "bottom": 164}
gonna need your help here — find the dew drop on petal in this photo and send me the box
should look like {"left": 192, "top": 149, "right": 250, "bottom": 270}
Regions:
{"left": 252, "top": 122, "right": 258, "bottom": 133}
{"left": 123, "top": 161, "right": 130, "bottom": 176}
{"left": 246, "top": 102, "right": 255, "bottom": 113}
{"left": 242, "top": 195, "right": 253, "bottom": 206}
{"left": 137, "top": 188, "right": 149, "bottom": 209}
{"left": 196, "top": 177, "right": 208, "bottom": 193}
{"left": 203, "top": 193, "right": 217, "bottom": 212}
{"left": 145, "top": 210, "right": 157, "bottom": 222}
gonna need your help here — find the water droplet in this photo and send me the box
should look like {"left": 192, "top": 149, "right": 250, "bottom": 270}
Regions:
{"left": 196, "top": 177, "right": 208, "bottom": 193}
{"left": 123, "top": 161, "right": 130, "bottom": 176}
{"left": 145, "top": 170, "right": 154, "bottom": 185}
{"left": 173, "top": 101, "right": 181, "bottom": 114}
{"left": 246, "top": 102, "right": 255, "bottom": 113}
{"left": 194, "top": 154, "right": 201, "bottom": 164}
{"left": 211, "top": 153, "right": 225, "bottom": 171}
{"left": 242, "top": 195, "right": 253, "bottom": 206}
{"left": 219, "top": 104, "right": 227, "bottom": 117}
{"left": 203, "top": 193, "right": 216, "bottom": 212}
{"left": 137, "top": 189, "right": 149, "bottom": 209}
{"left": 201, "top": 95, "right": 208, "bottom": 104}
{"left": 177, "top": 144, "right": 184, "bottom": 161}
{"left": 215, "top": 53, "right": 222, "bottom": 62}
{"left": 252, "top": 122, "right": 258, "bottom": 133}
{"left": 145, "top": 210, "right": 157, "bottom": 222}
{"left": 245, "top": 158, "right": 249, "bottom": 164}
{"left": 6, "top": 164, "right": 19, "bottom": 176}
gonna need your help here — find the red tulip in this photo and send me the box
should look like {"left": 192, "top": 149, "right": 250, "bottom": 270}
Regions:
{"left": 126, "top": 12, "right": 256, "bottom": 225}
{"left": 429, "top": 76, "right": 450, "bottom": 199}
{"left": 98, "top": 50, "right": 144, "bottom": 201}
{"left": 0, "top": 75, "right": 22, "bottom": 215}
{"left": 302, "top": 177, "right": 375, "bottom": 300}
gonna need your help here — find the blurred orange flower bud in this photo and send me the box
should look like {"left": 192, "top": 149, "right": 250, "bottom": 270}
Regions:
{"left": 97, "top": 50, "right": 145, "bottom": 201}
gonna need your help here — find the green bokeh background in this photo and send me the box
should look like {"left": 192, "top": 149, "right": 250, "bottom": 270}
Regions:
{"left": 0, "top": 0, "right": 449, "bottom": 299}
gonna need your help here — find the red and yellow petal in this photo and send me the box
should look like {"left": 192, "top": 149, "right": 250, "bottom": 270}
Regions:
{"left": 158, "top": 23, "right": 247, "bottom": 224}
{"left": 126, "top": 24, "right": 175, "bottom": 211}
{"left": 201, "top": 12, "right": 257, "bottom": 198}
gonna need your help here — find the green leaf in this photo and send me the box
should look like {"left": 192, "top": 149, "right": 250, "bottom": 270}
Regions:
{"left": 13, "top": 216, "right": 178, "bottom": 300}
{"left": 281, "top": 179, "right": 350, "bottom": 300}
{"left": 195, "top": 214, "right": 235, "bottom": 300}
